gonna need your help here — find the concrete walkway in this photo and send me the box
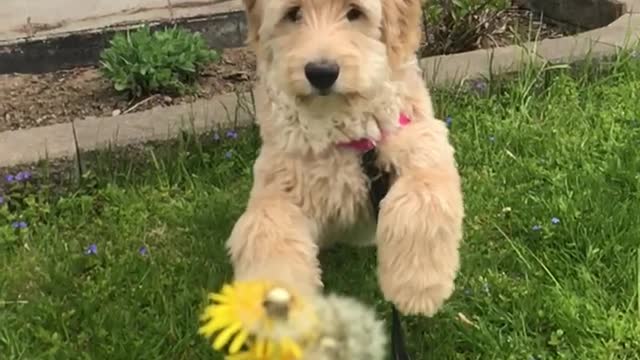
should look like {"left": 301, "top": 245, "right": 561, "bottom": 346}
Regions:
{"left": 0, "top": 0, "right": 242, "bottom": 43}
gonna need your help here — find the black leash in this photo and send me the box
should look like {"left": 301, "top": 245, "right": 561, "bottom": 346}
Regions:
{"left": 360, "top": 149, "right": 412, "bottom": 360}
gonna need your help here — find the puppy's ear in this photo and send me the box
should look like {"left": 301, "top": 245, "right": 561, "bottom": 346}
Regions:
{"left": 242, "top": 0, "right": 262, "bottom": 46}
{"left": 381, "top": 0, "right": 423, "bottom": 67}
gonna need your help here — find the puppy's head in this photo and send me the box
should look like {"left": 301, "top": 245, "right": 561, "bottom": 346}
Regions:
{"left": 242, "top": 0, "right": 422, "bottom": 102}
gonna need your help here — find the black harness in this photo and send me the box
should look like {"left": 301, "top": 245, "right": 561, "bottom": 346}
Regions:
{"left": 360, "top": 149, "right": 412, "bottom": 360}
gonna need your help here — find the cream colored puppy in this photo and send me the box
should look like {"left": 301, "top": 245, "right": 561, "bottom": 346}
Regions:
{"left": 227, "top": 0, "right": 464, "bottom": 316}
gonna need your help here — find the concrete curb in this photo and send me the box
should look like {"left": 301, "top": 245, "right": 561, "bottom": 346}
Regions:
{"left": 1, "top": 8, "right": 639, "bottom": 169}
{"left": 73, "top": 92, "right": 254, "bottom": 153}
{"left": 0, "top": 92, "right": 254, "bottom": 168}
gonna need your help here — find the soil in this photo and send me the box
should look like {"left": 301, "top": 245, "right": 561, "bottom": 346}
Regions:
{"left": 0, "top": 6, "right": 581, "bottom": 133}
{"left": 420, "top": 5, "right": 582, "bottom": 57}
{"left": 0, "top": 48, "right": 256, "bottom": 132}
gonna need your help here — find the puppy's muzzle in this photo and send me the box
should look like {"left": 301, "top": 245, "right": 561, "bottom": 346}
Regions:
{"left": 304, "top": 60, "right": 339, "bottom": 94}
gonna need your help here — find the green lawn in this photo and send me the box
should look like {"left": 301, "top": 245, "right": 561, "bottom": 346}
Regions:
{"left": 2, "top": 53, "right": 640, "bottom": 359}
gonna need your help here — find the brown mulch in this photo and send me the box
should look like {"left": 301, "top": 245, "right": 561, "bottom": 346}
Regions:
{"left": 420, "top": 6, "right": 581, "bottom": 56}
{"left": 0, "top": 48, "right": 256, "bottom": 133}
{"left": 0, "top": 7, "right": 580, "bottom": 133}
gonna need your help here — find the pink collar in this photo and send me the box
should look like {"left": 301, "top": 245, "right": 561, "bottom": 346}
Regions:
{"left": 337, "top": 113, "right": 411, "bottom": 152}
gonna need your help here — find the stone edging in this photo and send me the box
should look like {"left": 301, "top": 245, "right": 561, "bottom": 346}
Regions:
{"left": 0, "top": 92, "right": 255, "bottom": 168}
{"left": 1, "top": 8, "right": 639, "bottom": 169}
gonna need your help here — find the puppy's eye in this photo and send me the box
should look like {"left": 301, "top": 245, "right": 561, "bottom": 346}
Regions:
{"left": 284, "top": 6, "right": 302, "bottom": 22}
{"left": 346, "top": 7, "right": 363, "bottom": 21}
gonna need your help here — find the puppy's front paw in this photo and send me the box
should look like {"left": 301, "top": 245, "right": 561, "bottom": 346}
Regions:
{"left": 375, "top": 173, "right": 463, "bottom": 317}
{"left": 379, "top": 272, "right": 454, "bottom": 316}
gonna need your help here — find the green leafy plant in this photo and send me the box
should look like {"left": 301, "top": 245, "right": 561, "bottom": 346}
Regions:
{"left": 100, "top": 26, "right": 219, "bottom": 97}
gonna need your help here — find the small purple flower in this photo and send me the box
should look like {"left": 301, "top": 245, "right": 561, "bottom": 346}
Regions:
{"left": 472, "top": 79, "right": 488, "bottom": 93}
{"left": 0, "top": 196, "right": 4, "bottom": 205}
{"left": 551, "top": 217, "right": 560, "bottom": 225}
{"left": 225, "top": 150, "right": 233, "bottom": 159}
{"left": 15, "top": 171, "right": 31, "bottom": 182}
{"left": 11, "top": 221, "right": 27, "bottom": 229}
{"left": 85, "top": 243, "right": 98, "bottom": 256}
{"left": 532, "top": 224, "right": 542, "bottom": 232}
{"left": 5, "top": 174, "right": 15, "bottom": 183}
{"left": 445, "top": 116, "right": 453, "bottom": 128}
{"left": 139, "top": 246, "right": 149, "bottom": 256}
{"left": 226, "top": 130, "right": 238, "bottom": 139}
{"left": 212, "top": 132, "right": 221, "bottom": 141}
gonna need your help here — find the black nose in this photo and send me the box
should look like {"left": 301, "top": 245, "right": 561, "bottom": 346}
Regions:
{"left": 304, "top": 61, "right": 339, "bottom": 92}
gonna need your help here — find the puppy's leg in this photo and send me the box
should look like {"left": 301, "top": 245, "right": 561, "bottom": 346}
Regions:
{"left": 226, "top": 193, "right": 322, "bottom": 295}
{"left": 377, "top": 120, "right": 464, "bottom": 316}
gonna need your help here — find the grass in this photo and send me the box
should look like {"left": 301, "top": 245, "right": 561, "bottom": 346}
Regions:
{"left": 2, "top": 51, "right": 640, "bottom": 359}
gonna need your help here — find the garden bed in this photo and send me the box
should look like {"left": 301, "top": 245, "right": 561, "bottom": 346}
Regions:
{"left": 420, "top": 3, "right": 580, "bottom": 56}
{"left": 0, "top": 48, "right": 255, "bottom": 132}
{"left": 0, "top": 4, "right": 581, "bottom": 133}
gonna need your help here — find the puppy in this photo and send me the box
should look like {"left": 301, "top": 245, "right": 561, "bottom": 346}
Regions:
{"left": 226, "top": 0, "right": 464, "bottom": 316}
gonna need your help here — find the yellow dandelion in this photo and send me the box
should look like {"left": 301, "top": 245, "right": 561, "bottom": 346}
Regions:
{"left": 199, "top": 281, "right": 271, "bottom": 354}
{"left": 199, "top": 281, "right": 317, "bottom": 360}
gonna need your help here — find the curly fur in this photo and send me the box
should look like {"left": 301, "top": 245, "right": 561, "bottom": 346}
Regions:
{"left": 227, "top": 0, "right": 465, "bottom": 316}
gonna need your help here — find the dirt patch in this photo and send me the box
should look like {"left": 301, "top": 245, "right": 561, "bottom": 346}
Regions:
{"left": 421, "top": 5, "right": 581, "bottom": 57}
{"left": 0, "top": 6, "right": 579, "bottom": 133}
{"left": 0, "top": 48, "right": 255, "bottom": 132}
